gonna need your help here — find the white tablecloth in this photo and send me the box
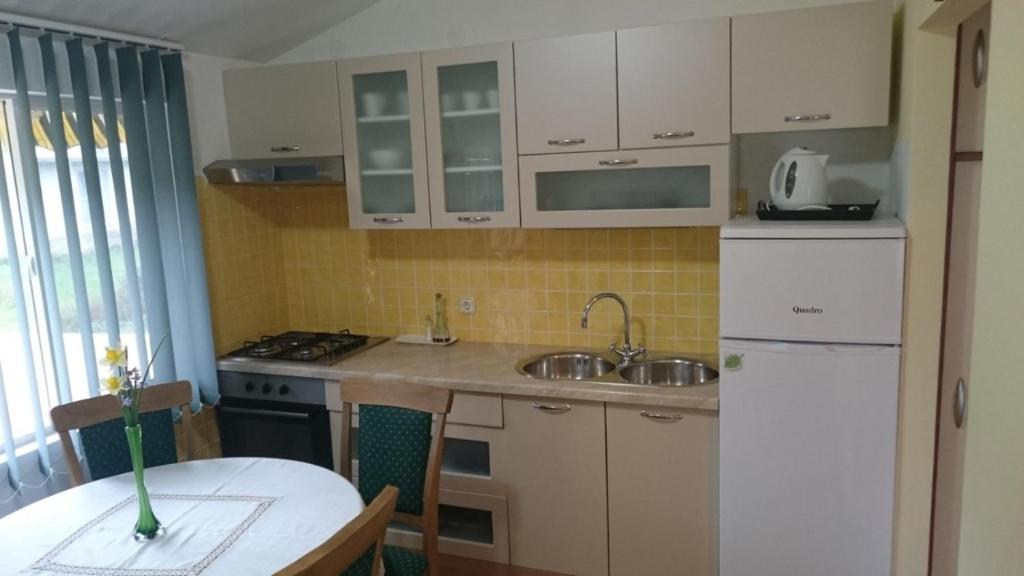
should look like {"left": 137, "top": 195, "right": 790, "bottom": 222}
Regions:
{"left": 0, "top": 457, "right": 364, "bottom": 575}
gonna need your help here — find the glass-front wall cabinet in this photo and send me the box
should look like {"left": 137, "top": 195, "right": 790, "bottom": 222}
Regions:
{"left": 423, "top": 44, "right": 520, "bottom": 228}
{"left": 519, "top": 145, "right": 731, "bottom": 228}
{"left": 339, "top": 54, "right": 431, "bottom": 228}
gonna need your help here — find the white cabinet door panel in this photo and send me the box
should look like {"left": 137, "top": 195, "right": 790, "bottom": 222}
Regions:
{"left": 514, "top": 32, "right": 618, "bottom": 154}
{"left": 224, "top": 61, "right": 342, "bottom": 159}
{"left": 618, "top": 18, "right": 731, "bottom": 149}
{"left": 732, "top": 0, "right": 892, "bottom": 133}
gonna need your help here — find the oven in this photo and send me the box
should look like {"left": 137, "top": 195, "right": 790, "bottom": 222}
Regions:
{"left": 217, "top": 371, "right": 333, "bottom": 470}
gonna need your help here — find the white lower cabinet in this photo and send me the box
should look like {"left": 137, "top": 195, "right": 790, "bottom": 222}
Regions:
{"left": 504, "top": 397, "right": 608, "bottom": 576}
{"left": 607, "top": 404, "right": 718, "bottom": 576}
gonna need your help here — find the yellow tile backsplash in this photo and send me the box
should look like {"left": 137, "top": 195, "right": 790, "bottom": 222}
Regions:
{"left": 198, "top": 179, "right": 720, "bottom": 356}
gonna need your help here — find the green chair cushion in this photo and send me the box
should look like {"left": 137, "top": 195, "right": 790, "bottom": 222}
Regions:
{"left": 342, "top": 546, "right": 426, "bottom": 576}
{"left": 79, "top": 409, "right": 178, "bottom": 481}
{"left": 357, "top": 405, "right": 432, "bottom": 516}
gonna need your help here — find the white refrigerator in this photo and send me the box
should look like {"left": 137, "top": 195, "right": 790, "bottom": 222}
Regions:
{"left": 718, "top": 217, "right": 906, "bottom": 576}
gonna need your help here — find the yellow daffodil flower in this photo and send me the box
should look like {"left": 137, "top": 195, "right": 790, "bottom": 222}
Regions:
{"left": 104, "top": 375, "right": 123, "bottom": 394}
{"left": 102, "top": 346, "right": 128, "bottom": 367}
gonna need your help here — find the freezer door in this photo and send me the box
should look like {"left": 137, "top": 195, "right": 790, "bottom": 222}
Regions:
{"left": 719, "top": 339, "right": 899, "bottom": 576}
{"left": 720, "top": 238, "right": 905, "bottom": 344}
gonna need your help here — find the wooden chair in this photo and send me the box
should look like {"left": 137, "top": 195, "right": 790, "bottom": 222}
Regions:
{"left": 50, "top": 380, "right": 194, "bottom": 486}
{"left": 339, "top": 380, "right": 454, "bottom": 576}
{"left": 275, "top": 485, "right": 399, "bottom": 576}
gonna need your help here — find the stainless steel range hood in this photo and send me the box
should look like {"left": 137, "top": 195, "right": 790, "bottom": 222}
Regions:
{"left": 202, "top": 156, "right": 344, "bottom": 186}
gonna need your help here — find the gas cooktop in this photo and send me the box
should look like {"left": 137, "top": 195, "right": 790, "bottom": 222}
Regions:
{"left": 224, "top": 330, "right": 388, "bottom": 366}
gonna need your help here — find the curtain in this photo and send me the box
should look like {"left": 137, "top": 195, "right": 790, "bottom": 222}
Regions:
{"left": 0, "top": 28, "right": 216, "bottom": 514}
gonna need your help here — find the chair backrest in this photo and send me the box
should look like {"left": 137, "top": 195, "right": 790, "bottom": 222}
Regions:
{"left": 338, "top": 379, "right": 453, "bottom": 566}
{"left": 274, "top": 485, "right": 399, "bottom": 576}
{"left": 50, "top": 380, "right": 194, "bottom": 486}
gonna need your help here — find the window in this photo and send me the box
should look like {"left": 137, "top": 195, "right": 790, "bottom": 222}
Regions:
{"left": 0, "top": 101, "right": 144, "bottom": 450}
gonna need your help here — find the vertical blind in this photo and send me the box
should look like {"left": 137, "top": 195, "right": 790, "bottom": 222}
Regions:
{"left": 0, "top": 27, "right": 216, "bottom": 511}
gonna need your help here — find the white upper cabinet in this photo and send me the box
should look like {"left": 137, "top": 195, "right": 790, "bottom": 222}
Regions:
{"left": 520, "top": 145, "right": 730, "bottom": 228}
{"left": 617, "top": 18, "right": 731, "bottom": 149}
{"left": 732, "top": 0, "right": 892, "bottom": 133}
{"left": 338, "top": 53, "right": 432, "bottom": 229}
{"left": 422, "top": 43, "right": 520, "bottom": 228}
{"left": 514, "top": 32, "right": 619, "bottom": 154}
{"left": 224, "top": 61, "right": 343, "bottom": 159}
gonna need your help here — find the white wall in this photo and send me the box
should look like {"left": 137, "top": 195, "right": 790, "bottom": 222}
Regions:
{"left": 182, "top": 52, "right": 254, "bottom": 174}
{"left": 274, "top": 0, "right": 867, "bottom": 63}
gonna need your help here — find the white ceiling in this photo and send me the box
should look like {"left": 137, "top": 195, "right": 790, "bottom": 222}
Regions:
{"left": 0, "top": 0, "right": 379, "bottom": 62}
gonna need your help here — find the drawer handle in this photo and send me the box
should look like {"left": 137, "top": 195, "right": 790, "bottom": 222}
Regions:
{"left": 270, "top": 145, "right": 301, "bottom": 152}
{"left": 640, "top": 410, "right": 684, "bottom": 421}
{"left": 784, "top": 114, "right": 831, "bottom": 123}
{"left": 458, "top": 216, "right": 492, "bottom": 224}
{"left": 373, "top": 217, "right": 405, "bottom": 224}
{"left": 531, "top": 402, "right": 572, "bottom": 413}
{"left": 653, "top": 131, "right": 695, "bottom": 140}
{"left": 598, "top": 159, "right": 639, "bottom": 167}
{"left": 548, "top": 138, "right": 585, "bottom": 146}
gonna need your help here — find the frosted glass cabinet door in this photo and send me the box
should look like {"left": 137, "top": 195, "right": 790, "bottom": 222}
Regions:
{"left": 338, "top": 54, "right": 431, "bottom": 229}
{"left": 422, "top": 43, "right": 520, "bottom": 228}
{"left": 519, "top": 146, "right": 731, "bottom": 228}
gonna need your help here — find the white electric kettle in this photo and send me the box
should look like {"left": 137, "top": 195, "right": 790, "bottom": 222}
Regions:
{"left": 769, "top": 147, "right": 830, "bottom": 210}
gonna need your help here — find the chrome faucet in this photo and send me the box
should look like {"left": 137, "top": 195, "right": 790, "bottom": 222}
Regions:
{"left": 581, "top": 292, "right": 646, "bottom": 366}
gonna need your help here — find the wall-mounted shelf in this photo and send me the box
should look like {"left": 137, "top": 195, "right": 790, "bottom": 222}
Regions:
{"left": 442, "top": 108, "right": 500, "bottom": 118}
{"left": 444, "top": 165, "right": 502, "bottom": 173}
{"left": 357, "top": 114, "right": 411, "bottom": 124}
{"left": 362, "top": 168, "right": 415, "bottom": 176}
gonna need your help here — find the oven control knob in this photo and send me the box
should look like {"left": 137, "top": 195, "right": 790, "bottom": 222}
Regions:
{"left": 244, "top": 381, "right": 255, "bottom": 392}
{"left": 279, "top": 385, "right": 290, "bottom": 395}
{"left": 262, "top": 383, "right": 273, "bottom": 394}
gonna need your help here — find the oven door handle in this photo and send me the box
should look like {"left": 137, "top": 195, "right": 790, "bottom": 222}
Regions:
{"left": 219, "top": 406, "right": 312, "bottom": 420}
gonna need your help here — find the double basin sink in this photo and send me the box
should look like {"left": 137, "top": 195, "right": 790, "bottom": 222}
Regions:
{"left": 516, "top": 352, "right": 718, "bottom": 387}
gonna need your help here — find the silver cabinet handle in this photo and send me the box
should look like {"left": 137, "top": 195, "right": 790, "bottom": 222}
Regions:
{"left": 598, "top": 159, "right": 639, "bottom": 167}
{"left": 270, "top": 146, "right": 301, "bottom": 152}
{"left": 784, "top": 114, "right": 832, "bottom": 123}
{"left": 458, "top": 216, "right": 492, "bottom": 224}
{"left": 548, "top": 138, "right": 585, "bottom": 146}
{"left": 372, "top": 217, "right": 404, "bottom": 224}
{"left": 531, "top": 402, "right": 572, "bottom": 413}
{"left": 640, "top": 410, "right": 684, "bottom": 421}
{"left": 954, "top": 377, "right": 966, "bottom": 429}
{"left": 653, "top": 131, "right": 695, "bottom": 140}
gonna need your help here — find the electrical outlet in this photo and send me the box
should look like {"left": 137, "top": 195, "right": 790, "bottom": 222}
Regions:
{"left": 459, "top": 297, "right": 476, "bottom": 315}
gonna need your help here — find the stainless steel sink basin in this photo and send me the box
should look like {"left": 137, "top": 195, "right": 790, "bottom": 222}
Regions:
{"left": 517, "top": 352, "right": 617, "bottom": 380}
{"left": 618, "top": 358, "right": 719, "bottom": 387}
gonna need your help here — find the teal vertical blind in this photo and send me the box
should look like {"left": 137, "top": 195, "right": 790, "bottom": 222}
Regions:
{"left": 0, "top": 29, "right": 216, "bottom": 510}
{"left": 66, "top": 38, "right": 120, "bottom": 348}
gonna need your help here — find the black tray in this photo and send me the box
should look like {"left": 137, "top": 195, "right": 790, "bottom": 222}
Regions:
{"left": 756, "top": 200, "right": 879, "bottom": 221}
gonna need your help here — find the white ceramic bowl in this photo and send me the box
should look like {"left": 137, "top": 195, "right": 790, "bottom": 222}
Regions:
{"left": 368, "top": 149, "right": 404, "bottom": 170}
{"left": 462, "top": 91, "right": 483, "bottom": 110}
{"left": 361, "top": 92, "right": 387, "bottom": 117}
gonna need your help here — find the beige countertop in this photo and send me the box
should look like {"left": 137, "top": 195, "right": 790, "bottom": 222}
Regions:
{"left": 217, "top": 340, "right": 719, "bottom": 411}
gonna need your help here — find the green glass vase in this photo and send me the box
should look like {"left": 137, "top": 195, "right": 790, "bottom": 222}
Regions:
{"left": 125, "top": 425, "right": 164, "bottom": 541}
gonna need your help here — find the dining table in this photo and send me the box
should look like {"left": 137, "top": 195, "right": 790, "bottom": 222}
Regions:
{"left": 0, "top": 457, "right": 364, "bottom": 575}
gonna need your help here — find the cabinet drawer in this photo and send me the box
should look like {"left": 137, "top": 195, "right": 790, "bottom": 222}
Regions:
{"left": 514, "top": 32, "right": 618, "bottom": 154}
{"left": 720, "top": 238, "right": 905, "bottom": 343}
{"left": 327, "top": 385, "right": 501, "bottom": 428}
{"left": 519, "top": 146, "right": 730, "bottom": 228}
{"left": 386, "top": 489, "right": 510, "bottom": 564}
